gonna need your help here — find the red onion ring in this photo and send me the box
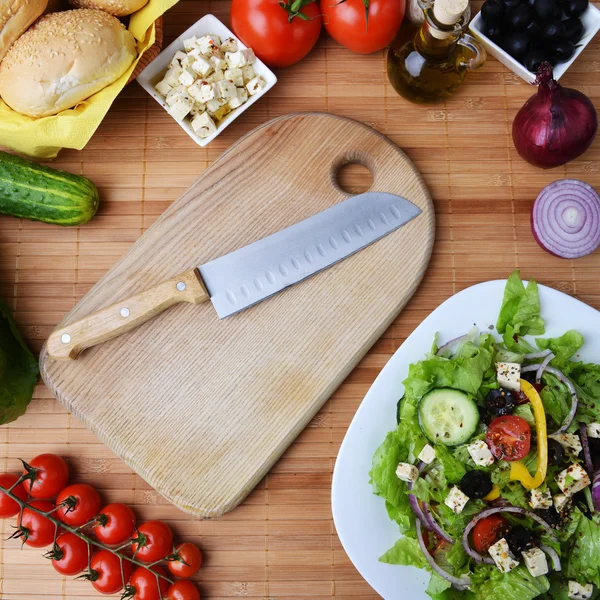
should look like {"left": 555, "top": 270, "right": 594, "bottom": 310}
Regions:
{"left": 421, "top": 503, "right": 455, "bottom": 544}
{"left": 524, "top": 349, "right": 553, "bottom": 360}
{"left": 407, "top": 461, "right": 431, "bottom": 530}
{"left": 580, "top": 422, "right": 593, "bottom": 477}
{"left": 536, "top": 352, "right": 555, "bottom": 384}
{"left": 532, "top": 179, "right": 600, "bottom": 259}
{"left": 436, "top": 334, "right": 468, "bottom": 356}
{"left": 416, "top": 520, "right": 471, "bottom": 588}
{"left": 540, "top": 544, "right": 561, "bottom": 572}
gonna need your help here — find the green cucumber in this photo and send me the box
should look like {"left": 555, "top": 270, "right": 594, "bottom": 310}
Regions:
{"left": 0, "top": 151, "right": 99, "bottom": 226}
{"left": 418, "top": 388, "right": 479, "bottom": 446}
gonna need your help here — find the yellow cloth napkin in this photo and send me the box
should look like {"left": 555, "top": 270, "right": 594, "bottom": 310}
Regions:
{"left": 0, "top": 0, "right": 179, "bottom": 159}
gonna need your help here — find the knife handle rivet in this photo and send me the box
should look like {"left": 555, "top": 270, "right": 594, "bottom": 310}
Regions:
{"left": 120, "top": 307, "right": 130, "bottom": 318}
{"left": 176, "top": 281, "right": 187, "bottom": 292}
{"left": 61, "top": 333, "right": 71, "bottom": 344}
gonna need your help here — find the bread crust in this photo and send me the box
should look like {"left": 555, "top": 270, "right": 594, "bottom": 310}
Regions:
{"left": 68, "top": 0, "right": 148, "bottom": 17}
{"left": 0, "top": 0, "right": 49, "bottom": 61}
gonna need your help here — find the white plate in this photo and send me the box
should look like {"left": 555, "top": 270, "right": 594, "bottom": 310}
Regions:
{"left": 136, "top": 14, "right": 277, "bottom": 147}
{"left": 331, "top": 279, "right": 600, "bottom": 599}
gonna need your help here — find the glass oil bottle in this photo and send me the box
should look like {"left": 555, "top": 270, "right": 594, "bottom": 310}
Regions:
{"left": 387, "top": 0, "right": 486, "bottom": 103}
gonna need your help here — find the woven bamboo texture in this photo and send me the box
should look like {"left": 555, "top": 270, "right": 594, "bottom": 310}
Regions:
{"left": 2, "top": 0, "right": 600, "bottom": 597}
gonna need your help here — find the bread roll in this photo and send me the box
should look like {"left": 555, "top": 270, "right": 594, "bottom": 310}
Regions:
{"left": 68, "top": 0, "right": 148, "bottom": 17}
{"left": 0, "top": 0, "right": 48, "bottom": 60}
{"left": 0, "top": 9, "right": 137, "bottom": 117}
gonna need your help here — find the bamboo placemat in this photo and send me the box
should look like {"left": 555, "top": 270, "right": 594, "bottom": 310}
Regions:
{"left": 2, "top": 0, "right": 600, "bottom": 598}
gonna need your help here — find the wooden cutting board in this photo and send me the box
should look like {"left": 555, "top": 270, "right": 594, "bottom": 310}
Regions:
{"left": 40, "top": 113, "right": 434, "bottom": 518}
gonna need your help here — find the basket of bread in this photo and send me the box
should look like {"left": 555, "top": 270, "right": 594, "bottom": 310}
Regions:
{"left": 0, "top": 0, "right": 175, "bottom": 158}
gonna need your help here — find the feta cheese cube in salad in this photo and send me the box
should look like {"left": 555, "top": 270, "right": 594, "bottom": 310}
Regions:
{"left": 496, "top": 362, "right": 521, "bottom": 391}
{"left": 528, "top": 488, "right": 552, "bottom": 510}
{"left": 444, "top": 486, "right": 469, "bottom": 514}
{"left": 395, "top": 462, "right": 419, "bottom": 484}
{"left": 586, "top": 422, "right": 600, "bottom": 438}
{"left": 226, "top": 48, "right": 256, "bottom": 68}
{"left": 197, "top": 34, "right": 222, "bottom": 56}
{"left": 488, "top": 538, "right": 519, "bottom": 573}
{"left": 191, "top": 111, "right": 217, "bottom": 138}
{"left": 241, "top": 64, "right": 255, "bottom": 83}
{"left": 417, "top": 444, "right": 436, "bottom": 464}
{"left": 568, "top": 581, "right": 594, "bottom": 600}
{"left": 553, "top": 492, "right": 571, "bottom": 513}
{"left": 220, "top": 36, "right": 238, "bottom": 53}
{"left": 246, "top": 75, "right": 266, "bottom": 96}
{"left": 154, "top": 79, "right": 172, "bottom": 96}
{"left": 191, "top": 56, "right": 212, "bottom": 77}
{"left": 168, "top": 96, "right": 193, "bottom": 121}
{"left": 178, "top": 67, "right": 197, "bottom": 87}
{"left": 467, "top": 440, "right": 494, "bottom": 467}
{"left": 549, "top": 433, "right": 582, "bottom": 456}
{"left": 182, "top": 35, "right": 197, "bottom": 52}
{"left": 522, "top": 547, "right": 548, "bottom": 577}
{"left": 556, "top": 464, "right": 590, "bottom": 496}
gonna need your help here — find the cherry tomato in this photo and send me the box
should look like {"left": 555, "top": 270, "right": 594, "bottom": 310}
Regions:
{"left": 131, "top": 520, "right": 173, "bottom": 563}
{"left": 56, "top": 483, "right": 101, "bottom": 527}
{"left": 166, "top": 579, "right": 201, "bottom": 600}
{"left": 94, "top": 503, "right": 136, "bottom": 545}
{"left": 471, "top": 514, "right": 510, "bottom": 553}
{"left": 51, "top": 532, "right": 88, "bottom": 576}
{"left": 0, "top": 473, "right": 27, "bottom": 518}
{"left": 322, "top": 0, "right": 404, "bottom": 54}
{"left": 167, "top": 542, "right": 203, "bottom": 578}
{"left": 20, "top": 500, "right": 56, "bottom": 548}
{"left": 486, "top": 415, "right": 531, "bottom": 461}
{"left": 22, "top": 454, "right": 69, "bottom": 499}
{"left": 90, "top": 550, "right": 132, "bottom": 594}
{"left": 231, "top": 0, "right": 322, "bottom": 68}
{"left": 129, "top": 566, "right": 169, "bottom": 600}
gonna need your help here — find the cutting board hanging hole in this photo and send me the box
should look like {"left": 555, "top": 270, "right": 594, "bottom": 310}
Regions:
{"left": 335, "top": 162, "right": 373, "bottom": 196}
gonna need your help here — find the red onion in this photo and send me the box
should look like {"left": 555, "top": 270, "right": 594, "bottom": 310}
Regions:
{"left": 536, "top": 352, "right": 555, "bottom": 384}
{"left": 416, "top": 520, "right": 471, "bottom": 588}
{"left": 593, "top": 472, "right": 600, "bottom": 511}
{"left": 421, "top": 503, "right": 455, "bottom": 544}
{"left": 524, "top": 349, "right": 553, "bottom": 360}
{"left": 532, "top": 179, "right": 600, "bottom": 259}
{"left": 407, "top": 461, "right": 431, "bottom": 530}
{"left": 540, "top": 544, "right": 561, "bottom": 572}
{"left": 513, "top": 63, "right": 597, "bottom": 169}
{"left": 580, "top": 422, "right": 593, "bottom": 477}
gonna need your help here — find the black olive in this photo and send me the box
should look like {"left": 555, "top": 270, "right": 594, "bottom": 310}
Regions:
{"left": 460, "top": 470, "right": 493, "bottom": 499}
{"left": 502, "top": 32, "right": 531, "bottom": 60}
{"left": 524, "top": 47, "right": 549, "bottom": 72}
{"left": 553, "top": 39, "right": 576, "bottom": 63}
{"left": 483, "top": 24, "right": 504, "bottom": 43}
{"left": 526, "top": 19, "right": 542, "bottom": 38}
{"left": 504, "top": 0, "right": 523, "bottom": 9}
{"left": 485, "top": 388, "right": 517, "bottom": 417}
{"left": 564, "top": 0, "right": 588, "bottom": 17}
{"left": 534, "top": 0, "right": 562, "bottom": 20}
{"left": 541, "top": 20, "right": 564, "bottom": 40}
{"left": 481, "top": 0, "right": 505, "bottom": 23}
{"left": 548, "top": 438, "right": 566, "bottom": 465}
{"left": 505, "top": 525, "right": 539, "bottom": 554}
{"left": 509, "top": 4, "right": 533, "bottom": 28}
{"left": 537, "top": 507, "right": 569, "bottom": 529}
{"left": 560, "top": 17, "right": 584, "bottom": 42}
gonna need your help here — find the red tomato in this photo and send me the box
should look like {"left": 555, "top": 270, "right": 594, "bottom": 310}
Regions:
{"left": 20, "top": 500, "right": 55, "bottom": 548}
{"left": 131, "top": 521, "right": 173, "bottom": 563}
{"left": 130, "top": 566, "right": 169, "bottom": 600}
{"left": 22, "top": 454, "right": 69, "bottom": 499}
{"left": 0, "top": 473, "right": 27, "bottom": 518}
{"left": 167, "top": 542, "right": 203, "bottom": 578}
{"left": 166, "top": 579, "right": 201, "bottom": 600}
{"left": 56, "top": 483, "right": 101, "bottom": 527}
{"left": 471, "top": 514, "right": 510, "bottom": 553}
{"left": 90, "top": 550, "right": 132, "bottom": 594}
{"left": 231, "top": 0, "right": 322, "bottom": 68}
{"left": 51, "top": 532, "right": 88, "bottom": 576}
{"left": 321, "top": 0, "right": 404, "bottom": 54}
{"left": 94, "top": 503, "right": 136, "bottom": 545}
{"left": 486, "top": 415, "right": 532, "bottom": 461}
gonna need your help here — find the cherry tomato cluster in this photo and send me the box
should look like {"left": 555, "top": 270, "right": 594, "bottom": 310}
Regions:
{"left": 0, "top": 454, "right": 202, "bottom": 600}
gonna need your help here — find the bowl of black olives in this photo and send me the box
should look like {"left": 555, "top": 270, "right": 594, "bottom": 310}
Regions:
{"left": 469, "top": 0, "right": 600, "bottom": 82}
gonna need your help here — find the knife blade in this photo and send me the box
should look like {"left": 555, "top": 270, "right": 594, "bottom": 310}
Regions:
{"left": 47, "top": 192, "right": 421, "bottom": 359}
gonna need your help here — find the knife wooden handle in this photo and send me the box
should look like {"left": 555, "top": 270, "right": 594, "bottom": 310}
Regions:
{"left": 46, "top": 269, "right": 209, "bottom": 360}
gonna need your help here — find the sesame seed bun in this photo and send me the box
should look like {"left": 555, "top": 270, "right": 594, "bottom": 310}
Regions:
{"left": 68, "top": 0, "right": 148, "bottom": 17}
{"left": 0, "top": 9, "right": 136, "bottom": 117}
{"left": 0, "top": 0, "right": 49, "bottom": 61}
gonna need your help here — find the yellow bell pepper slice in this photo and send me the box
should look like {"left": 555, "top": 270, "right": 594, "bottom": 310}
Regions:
{"left": 483, "top": 484, "right": 501, "bottom": 501}
{"left": 509, "top": 379, "right": 548, "bottom": 490}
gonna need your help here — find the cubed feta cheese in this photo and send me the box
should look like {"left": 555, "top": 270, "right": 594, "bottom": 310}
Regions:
{"left": 217, "top": 79, "right": 237, "bottom": 100}
{"left": 154, "top": 79, "right": 172, "bottom": 96}
{"left": 211, "top": 103, "right": 232, "bottom": 121}
{"left": 528, "top": 488, "right": 552, "bottom": 510}
{"left": 226, "top": 48, "right": 256, "bottom": 68}
{"left": 168, "top": 96, "right": 193, "bottom": 121}
{"left": 179, "top": 67, "right": 197, "bottom": 87}
{"left": 197, "top": 34, "right": 221, "bottom": 56}
{"left": 587, "top": 423, "right": 600, "bottom": 439}
{"left": 246, "top": 75, "right": 266, "bottom": 96}
{"left": 228, "top": 89, "right": 247, "bottom": 110}
{"left": 187, "top": 81, "right": 204, "bottom": 103}
{"left": 522, "top": 547, "right": 548, "bottom": 577}
{"left": 241, "top": 64, "right": 255, "bottom": 83}
{"left": 182, "top": 36, "right": 197, "bottom": 52}
{"left": 568, "top": 581, "right": 594, "bottom": 600}
{"left": 467, "top": 440, "right": 494, "bottom": 467}
{"left": 199, "top": 82, "right": 218, "bottom": 103}
{"left": 191, "top": 111, "right": 217, "bottom": 138}
{"left": 556, "top": 464, "right": 590, "bottom": 496}
{"left": 489, "top": 538, "right": 519, "bottom": 573}
{"left": 163, "top": 65, "right": 183, "bottom": 87}
{"left": 210, "top": 56, "right": 227, "bottom": 72}
{"left": 444, "top": 486, "right": 469, "bottom": 514}
{"left": 205, "top": 98, "right": 223, "bottom": 115}
{"left": 170, "top": 50, "right": 188, "bottom": 68}
{"left": 395, "top": 462, "right": 419, "bottom": 484}
{"left": 224, "top": 67, "right": 244, "bottom": 87}
{"left": 208, "top": 71, "right": 224, "bottom": 83}
{"left": 191, "top": 56, "right": 212, "bottom": 77}
{"left": 190, "top": 102, "right": 206, "bottom": 117}
{"left": 165, "top": 85, "right": 188, "bottom": 107}
{"left": 553, "top": 493, "right": 571, "bottom": 513}
{"left": 496, "top": 362, "right": 521, "bottom": 392}
{"left": 418, "top": 444, "right": 436, "bottom": 465}
{"left": 549, "top": 433, "right": 582, "bottom": 456}
{"left": 220, "top": 36, "right": 238, "bottom": 53}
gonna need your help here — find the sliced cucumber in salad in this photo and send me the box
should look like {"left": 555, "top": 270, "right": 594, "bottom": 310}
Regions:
{"left": 418, "top": 388, "right": 479, "bottom": 446}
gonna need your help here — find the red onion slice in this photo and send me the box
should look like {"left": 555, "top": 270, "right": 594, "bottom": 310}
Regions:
{"left": 407, "top": 461, "right": 432, "bottom": 530}
{"left": 580, "top": 422, "right": 593, "bottom": 476}
{"left": 536, "top": 352, "right": 555, "bottom": 384}
{"left": 532, "top": 179, "right": 600, "bottom": 259}
{"left": 540, "top": 544, "right": 561, "bottom": 572}
{"left": 422, "top": 503, "right": 454, "bottom": 544}
{"left": 525, "top": 349, "right": 553, "bottom": 360}
{"left": 416, "top": 520, "right": 471, "bottom": 588}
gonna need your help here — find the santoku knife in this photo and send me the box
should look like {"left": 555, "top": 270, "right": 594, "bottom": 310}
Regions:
{"left": 47, "top": 192, "right": 421, "bottom": 360}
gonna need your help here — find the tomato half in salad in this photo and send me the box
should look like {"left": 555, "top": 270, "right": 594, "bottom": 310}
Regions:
{"left": 486, "top": 415, "right": 531, "bottom": 461}
{"left": 471, "top": 514, "right": 510, "bottom": 553}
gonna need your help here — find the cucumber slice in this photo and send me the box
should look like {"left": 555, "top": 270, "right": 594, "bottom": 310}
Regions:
{"left": 418, "top": 388, "right": 479, "bottom": 446}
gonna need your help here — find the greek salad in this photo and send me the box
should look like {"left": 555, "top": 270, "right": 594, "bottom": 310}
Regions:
{"left": 370, "top": 271, "right": 600, "bottom": 600}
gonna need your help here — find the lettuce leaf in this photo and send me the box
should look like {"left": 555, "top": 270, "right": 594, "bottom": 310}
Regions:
{"left": 0, "top": 300, "right": 38, "bottom": 425}
{"left": 496, "top": 271, "right": 545, "bottom": 337}
{"left": 470, "top": 565, "right": 550, "bottom": 600}
{"left": 564, "top": 514, "right": 600, "bottom": 586}
{"left": 562, "top": 362, "right": 600, "bottom": 425}
{"left": 379, "top": 536, "right": 427, "bottom": 567}
{"left": 536, "top": 330, "right": 584, "bottom": 367}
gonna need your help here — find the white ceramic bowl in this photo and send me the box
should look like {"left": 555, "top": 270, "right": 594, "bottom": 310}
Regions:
{"left": 470, "top": 4, "right": 600, "bottom": 83}
{"left": 137, "top": 14, "right": 277, "bottom": 147}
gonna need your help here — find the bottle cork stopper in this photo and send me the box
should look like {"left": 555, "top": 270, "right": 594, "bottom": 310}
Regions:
{"left": 432, "top": 0, "right": 468, "bottom": 25}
